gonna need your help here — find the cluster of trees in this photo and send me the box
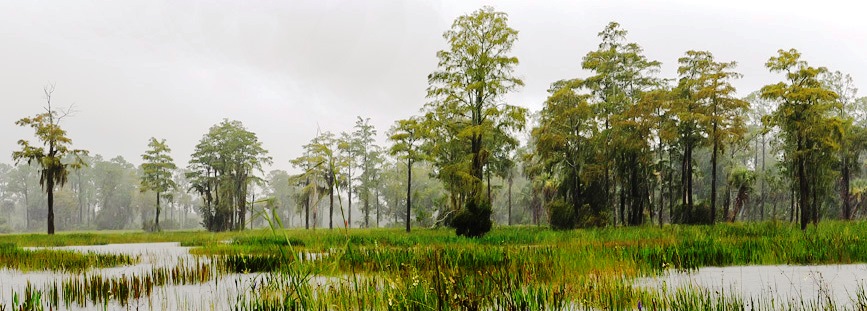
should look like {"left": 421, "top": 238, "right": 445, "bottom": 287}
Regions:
{"left": 0, "top": 154, "right": 199, "bottom": 233}
{"left": 6, "top": 7, "right": 867, "bottom": 236}
{"left": 528, "top": 22, "right": 867, "bottom": 231}
{"left": 379, "top": 8, "right": 867, "bottom": 235}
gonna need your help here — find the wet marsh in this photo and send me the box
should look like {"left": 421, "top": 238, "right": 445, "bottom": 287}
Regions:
{"left": 1, "top": 222, "right": 867, "bottom": 310}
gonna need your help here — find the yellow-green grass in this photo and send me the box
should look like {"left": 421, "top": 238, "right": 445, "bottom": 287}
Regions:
{"left": 0, "top": 243, "right": 137, "bottom": 272}
{"left": 4, "top": 221, "right": 867, "bottom": 309}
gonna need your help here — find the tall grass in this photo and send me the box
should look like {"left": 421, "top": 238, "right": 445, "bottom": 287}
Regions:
{"left": 0, "top": 243, "right": 136, "bottom": 272}
{"left": 4, "top": 221, "right": 867, "bottom": 310}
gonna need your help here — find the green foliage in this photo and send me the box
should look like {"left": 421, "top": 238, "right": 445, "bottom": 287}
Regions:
{"left": 425, "top": 6, "right": 526, "bottom": 237}
{"left": 92, "top": 156, "right": 138, "bottom": 230}
{"left": 140, "top": 137, "right": 177, "bottom": 232}
{"left": 673, "top": 50, "right": 748, "bottom": 223}
{"left": 291, "top": 131, "right": 346, "bottom": 230}
{"left": 388, "top": 117, "right": 426, "bottom": 232}
{"left": 761, "top": 48, "right": 840, "bottom": 230}
{"left": 349, "top": 117, "right": 381, "bottom": 229}
{"left": 547, "top": 199, "right": 575, "bottom": 230}
{"left": 729, "top": 167, "right": 756, "bottom": 192}
{"left": 187, "top": 119, "right": 271, "bottom": 232}
{"left": 673, "top": 202, "right": 713, "bottom": 225}
{"left": 11, "top": 85, "right": 88, "bottom": 235}
{"left": 532, "top": 79, "right": 605, "bottom": 229}
{"left": 581, "top": 22, "right": 661, "bottom": 227}
{"left": 452, "top": 199, "right": 492, "bottom": 238}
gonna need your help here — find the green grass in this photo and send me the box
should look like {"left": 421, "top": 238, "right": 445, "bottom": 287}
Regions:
{"left": 3, "top": 221, "right": 867, "bottom": 310}
{"left": 0, "top": 243, "right": 137, "bottom": 272}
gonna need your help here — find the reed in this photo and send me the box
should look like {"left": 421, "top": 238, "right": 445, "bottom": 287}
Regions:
{"left": 4, "top": 221, "right": 867, "bottom": 310}
{"left": 0, "top": 243, "right": 137, "bottom": 272}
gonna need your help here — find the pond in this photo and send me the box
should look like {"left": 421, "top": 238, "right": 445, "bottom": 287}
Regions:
{"left": 636, "top": 264, "right": 867, "bottom": 308}
{"left": 0, "top": 242, "right": 296, "bottom": 310}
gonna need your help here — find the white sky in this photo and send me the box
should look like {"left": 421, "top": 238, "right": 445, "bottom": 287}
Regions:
{"left": 1, "top": 0, "right": 864, "bottom": 173}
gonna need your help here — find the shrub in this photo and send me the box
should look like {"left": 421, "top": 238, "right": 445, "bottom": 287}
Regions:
{"left": 453, "top": 199, "right": 492, "bottom": 237}
{"left": 673, "top": 201, "right": 713, "bottom": 225}
{"left": 548, "top": 200, "right": 575, "bottom": 230}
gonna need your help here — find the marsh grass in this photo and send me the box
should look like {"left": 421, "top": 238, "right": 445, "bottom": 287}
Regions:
{"left": 4, "top": 221, "right": 867, "bottom": 310}
{"left": 0, "top": 243, "right": 137, "bottom": 272}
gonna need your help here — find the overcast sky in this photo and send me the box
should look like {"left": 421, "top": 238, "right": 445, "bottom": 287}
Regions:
{"left": 1, "top": 0, "right": 864, "bottom": 173}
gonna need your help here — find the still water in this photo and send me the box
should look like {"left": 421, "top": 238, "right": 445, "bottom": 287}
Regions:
{"left": 0, "top": 243, "right": 265, "bottom": 310}
{"left": 637, "top": 264, "right": 867, "bottom": 307}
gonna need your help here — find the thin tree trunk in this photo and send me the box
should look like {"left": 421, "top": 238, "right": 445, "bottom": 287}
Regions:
{"left": 364, "top": 190, "right": 370, "bottom": 228}
{"left": 329, "top": 173, "right": 334, "bottom": 230}
{"left": 798, "top": 136, "right": 809, "bottom": 230}
{"left": 711, "top": 123, "right": 718, "bottom": 224}
{"left": 376, "top": 187, "right": 381, "bottom": 228}
{"left": 760, "top": 134, "right": 766, "bottom": 221}
{"left": 24, "top": 179, "right": 30, "bottom": 230}
{"left": 78, "top": 172, "right": 83, "bottom": 225}
{"left": 507, "top": 174, "right": 513, "bottom": 226}
{"left": 155, "top": 192, "right": 161, "bottom": 231}
{"left": 668, "top": 148, "right": 674, "bottom": 224}
{"left": 47, "top": 178, "right": 55, "bottom": 235}
{"left": 406, "top": 159, "right": 412, "bottom": 233}
{"left": 842, "top": 152, "right": 852, "bottom": 220}
{"left": 790, "top": 180, "right": 796, "bottom": 223}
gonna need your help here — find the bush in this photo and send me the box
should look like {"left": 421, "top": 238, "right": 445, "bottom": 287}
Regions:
{"left": 548, "top": 200, "right": 575, "bottom": 230}
{"left": 453, "top": 199, "right": 492, "bottom": 238}
{"left": 673, "top": 201, "right": 713, "bottom": 225}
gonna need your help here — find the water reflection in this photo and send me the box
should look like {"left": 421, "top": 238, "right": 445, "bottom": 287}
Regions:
{"left": 637, "top": 264, "right": 867, "bottom": 307}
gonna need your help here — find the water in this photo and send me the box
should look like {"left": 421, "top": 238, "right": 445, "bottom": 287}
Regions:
{"left": 636, "top": 264, "right": 867, "bottom": 307}
{"left": 0, "top": 242, "right": 262, "bottom": 310}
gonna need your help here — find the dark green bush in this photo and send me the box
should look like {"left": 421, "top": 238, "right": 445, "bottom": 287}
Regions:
{"left": 548, "top": 200, "right": 575, "bottom": 230}
{"left": 673, "top": 201, "right": 713, "bottom": 225}
{"left": 453, "top": 199, "right": 492, "bottom": 238}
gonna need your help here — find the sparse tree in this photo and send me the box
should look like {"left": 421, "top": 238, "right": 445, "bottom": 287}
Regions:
{"left": 140, "top": 138, "right": 177, "bottom": 232}
{"left": 11, "top": 85, "right": 88, "bottom": 235}
{"left": 389, "top": 117, "right": 426, "bottom": 232}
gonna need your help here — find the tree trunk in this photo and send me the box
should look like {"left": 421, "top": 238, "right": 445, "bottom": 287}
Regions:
{"left": 507, "top": 174, "right": 513, "bottom": 226}
{"left": 305, "top": 177, "right": 310, "bottom": 229}
{"left": 239, "top": 175, "right": 247, "bottom": 231}
{"left": 364, "top": 190, "right": 370, "bottom": 228}
{"left": 842, "top": 152, "right": 852, "bottom": 220}
{"left": 811, "top": 165, "right": 819, "bottom": 226}
{"left": 47, "top": 177, "right": 55, "bottom": 235}
{"left": 406, "top": 159, "right": 412, "bottom": 233}
{"left": 760, "top": 134, "right": 766, "bottom": 221}
{"left": 329, "top": 173, "right": 334, "bottom": 230}
{"left": 710, "top": 123, "right": 718, "bottom": 224}
{"left": 24, "top": 180, "right": 30, "bottom": 230}
{"left": 155, "top": 192, "right": 161, "bottom": 231}
{"left": 682, "top": 142, "right": 694, "bottom": 221}
{"left": 790, "top": 181, "right": 796, "bottom": 223}
{"left": 376, "top": 187, "right": 381, "bottom": 228}
{"left": 798, "top": 136, "right": 809, "bottom": 230}
{"left": 348, "top": 167, "right": 352, "bottom": 229}
{"left": 249, "top": 192, "right": 254, "bottom": 230}
{"left": 668, "top": 148, "right": 674, "bottom": 225}
{"left": 629, "top": 165, "right": 636, "bottom": 225}
{"left": 724, "top": 180, "right": 732, "bottom": 221}
{"left": 78, "top": 172, "right": 83, "bottom": 225}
